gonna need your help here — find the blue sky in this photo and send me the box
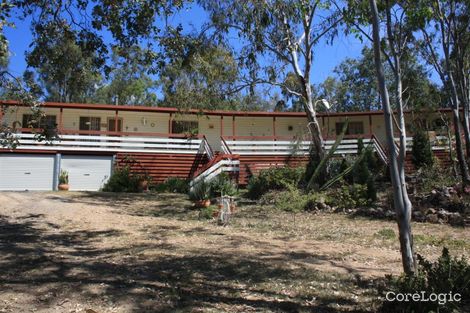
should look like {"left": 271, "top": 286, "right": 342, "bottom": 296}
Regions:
{"left": 4, "top": 4, "right": 366, "bottom": 95}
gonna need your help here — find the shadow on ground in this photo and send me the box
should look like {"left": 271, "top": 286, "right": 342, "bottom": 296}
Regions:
{"left": 0, "top": 210, "right": 377, "bottom": 313}
{"left": 46, "top": 192, "right": 198, "bottom": 220}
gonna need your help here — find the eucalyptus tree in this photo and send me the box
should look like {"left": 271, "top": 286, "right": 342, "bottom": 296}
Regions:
{"left": 94, "top": 46, "right": 158, "bottom": 106}
{"left": 342, "top": 0, "right": 417, "bottom": 274}
{"left": 314, "top": 45, "right": 441, "bottom": 112}
{"left": 200, "top": 0, "right": 343, "bottom": 167}
{"left": 159, "top": 38, "right": 241, "bottom": 110}
{"left": 25, "top": 22, "right": 103, "bottom": 103}
{"left": 410, "top": 0, "right": 470, "bottom": 185}
{"left": 447, "top": 1, "right": 470, "bottom": 161}
{"left": 369, "top": 0, "right": 416, "bottom": 274}
{"left": 0, "top": 1, "right": 47, "bottom": 147}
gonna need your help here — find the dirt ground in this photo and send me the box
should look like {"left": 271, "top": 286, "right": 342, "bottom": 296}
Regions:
{"left": 0, "top": 191, "right": 468, "bottom": 313}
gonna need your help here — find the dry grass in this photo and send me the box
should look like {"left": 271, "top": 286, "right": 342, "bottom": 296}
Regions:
{"left": 0, "top": 191, "right": 468, "bottom": 313}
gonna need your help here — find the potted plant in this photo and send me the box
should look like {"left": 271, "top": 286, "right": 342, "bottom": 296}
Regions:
{"left": 189, "top": 181, "right": 211, "bottom": 207}
{"left": 58, "top": 170, "right": 69, "bottom": 191}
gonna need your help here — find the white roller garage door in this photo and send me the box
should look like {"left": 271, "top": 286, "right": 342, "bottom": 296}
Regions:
{"left": 0, "top": 154, "right": 55, "bottom": 191}
{"left": 61, "top": 155, "right": 112, "bottom": 191}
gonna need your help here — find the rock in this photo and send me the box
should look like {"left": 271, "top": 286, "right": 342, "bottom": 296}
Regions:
{"left": 449, "top": 213, "right": 465, "bottom": 226}
{"left": 437, "top": 209, "right": 449, "bottom": 220}
{"left": 464, "top": 185, "right": 470, "bottom": 194}
{"left": 412, "top": 211, "right": 425, "bottom": 222}
{"left": 426, "top": 208, "right": 437, "bottom": 215}
{"left": 426, "top": 213, "right": 439, "bottom": 223}
{"left": 317, "top": 202, "right": 328, "bottom": 211}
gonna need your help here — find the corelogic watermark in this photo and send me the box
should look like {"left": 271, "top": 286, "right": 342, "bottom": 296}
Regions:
{"left": 385, "top": 291, "right": 462, "bottom": 305}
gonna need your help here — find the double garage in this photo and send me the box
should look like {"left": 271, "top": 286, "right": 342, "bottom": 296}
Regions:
{"left": 0, "top": 153, "right": 113, "bottom": 191}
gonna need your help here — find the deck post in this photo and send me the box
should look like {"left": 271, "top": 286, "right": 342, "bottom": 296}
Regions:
{"left": 232, "top": 115, "right": 236, "bottom": 138}
{"left": 169, "top": 113, "right": 173, "bottom": 134}
{"left": 273, "top": 116, "right": 276, "bottom": 140}
{"left": 220, "top": 116, "right": 224, "bottom": 137}
{"left": 114, "top": 110, "right": 119, "bottom": 133}
{"left": 369, "top": 114, "right": 373, "bottom": 136}
{"left": 0, "top": 103, "right": 3, "bottom": 125}
{"left": 59, "top": 108, "right": 63, "bottom": 132}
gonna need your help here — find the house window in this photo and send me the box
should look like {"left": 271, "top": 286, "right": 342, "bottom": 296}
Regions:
{"left": 107, "top": 118, "right": 123, "bottom": 132}
{"left": 22, "top": 114, "right": 57, "bottom": 129}
{"left": 79, "top": 117, "right": 101, "bottom": 131}
{"left": 335, "top": 121, "right": 364, "bottom": 135}
{"left": 171, "top": 121, "right": 199, "bottom": 134}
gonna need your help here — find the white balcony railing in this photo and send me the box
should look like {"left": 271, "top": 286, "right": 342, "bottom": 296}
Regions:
{"left": 6, "top": 133, "right": 204, "bottom": 154}
{"left": 397, "top": 135, "right": 450, "bottom": 152}
{"left": 224, "top": 138, "right": 381, "bottom": 156}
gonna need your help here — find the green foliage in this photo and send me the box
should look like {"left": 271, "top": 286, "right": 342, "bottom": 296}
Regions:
{"left": 354, "top": 138, "right": 370, "bottom": 184}
{"left": 313, "top": 46, "right": 443, "bottom": 112}
{"left": 58, "top": 170, "right": 68, "bottom": 185}
{"left": 329, "top": 183, "right": 370, "bottom": 209}
{"left": 274, "top": 188, "right": 308, "bottom": 213}
{"left": 199, "top": 205, "right": 217, "bottom": 220}
{"left": 374, "top": 228, "right": 396, "bottom": 240}
{"left": 188, "top": 180, "right": 211, "bottom": 201}
{"left": 380, "top": 248, "right": 470, "bottom": 313}
{"left": 414, "top": 163, "right": 459, "bottom": 194}
{"left": 412, "top": 128, "right": 434, "bottom": 168}
{"left": 25, "top": 23, "right": 103, "bottom": 103}
{"left": 271, "top": 187, "right": 330, "bottom": 213}
{"left": 160, "top": 38, "right": 245, "bottom": 110}
{"left": 93, "top": 46, "right": 157, "bottom": 106}
{"left": 246, "top": 166, "right": 304, "bottom": 199}
{"left": 209, "top": 173, "right": 238, "bottom": 197}
{"left": 307, "top": 120, "right": 349, "bottom": 190}
{"left": 101, "top": 166, "right": 141, "bottom": 193}
{"left": 155, "top": 177, "right": 189, "bottom": 194}
{"left": 337, "top": 139, "right": 380, "bottom": 202}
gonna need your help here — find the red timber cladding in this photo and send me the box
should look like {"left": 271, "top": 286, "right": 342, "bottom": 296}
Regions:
{"left": 237, "top": 155, "right": 309, "bottom": 185}
{"left": 115, "top": 153, "right": 209, "bottom": 184}
{"left": 404, "top": 150, "right": 453, "bottom": 173}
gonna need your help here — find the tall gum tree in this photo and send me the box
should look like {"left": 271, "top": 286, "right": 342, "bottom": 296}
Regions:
{"left": 410, "top": 0, "right": 470, "bottom": 185}
{"left": 345, "top": 0, "right": 416, "bottom": 274}
{"left": 199, "top": 0, "right": 343, "bottom": 166}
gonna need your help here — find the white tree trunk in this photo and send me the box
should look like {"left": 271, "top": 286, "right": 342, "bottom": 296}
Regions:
{"left": 370, "top": 0, "right": 415, "bottom": 274}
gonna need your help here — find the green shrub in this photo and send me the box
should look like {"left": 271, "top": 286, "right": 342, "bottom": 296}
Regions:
{"left": 380, "top": 248, "right": 470, "bottom": 313}
{"left": 188, "top": 180, "right": 211, "bottom": 201}
{"left": 412, "top": 128, "right": 434, "bottom": 168}
{"left": 415, "top": 163, "right": 458, "bottom": 194}
{"left": 246, "top": 166, "right": 304, "bottom": 199}
{"left": 366, "top": 176, "right": 377, "bottom": 202}
{"left": 102, "top": 166, "right": 140, "bottom": 192}
{"left": 161, "top": 177, "right": 189, "bottom": 193}
{"left": 199, "top": 205, "right": 217, "bottom": 220}
{"left": 271, "top": 187, "right": 330, "bottom": 213}
{"left": 329, "top": 183, "right": 370, "bottom": 209}
{"left": 209, "top": 173, "right": 238, "bottom": 197}
{"left": 374, "top": 228, "right": 396, "bottom": 240}
{"left": 274, "top": 187, "right": 308, "bottom": 213}
{"left": 351, "top": 139, "right": 379, "bottom": 201}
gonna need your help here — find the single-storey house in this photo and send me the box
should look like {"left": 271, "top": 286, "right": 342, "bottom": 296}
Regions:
{"left": 0, "top": 100, "right": 459, "bottom": 191}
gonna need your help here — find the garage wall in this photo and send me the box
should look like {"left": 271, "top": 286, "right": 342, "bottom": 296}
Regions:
{"left": 0, "top": 154, "right": 56, "bottom": 191}
{"left": 0, "top": 153, "right": 113, "bottom": 191}
{"left": 61, "top": 155, "right": 113, "bottom": 191}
